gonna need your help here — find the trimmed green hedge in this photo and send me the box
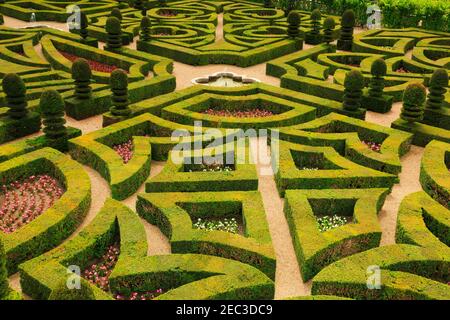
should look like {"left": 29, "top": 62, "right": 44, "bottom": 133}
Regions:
{"left": 136, "top": 190, "right": 276, "bottom": 279}
{"left": 0, "top": 148, "right": 91, "bottom": 274}
{"left": 284, "top": 188, "right": 389, "bottom": 281}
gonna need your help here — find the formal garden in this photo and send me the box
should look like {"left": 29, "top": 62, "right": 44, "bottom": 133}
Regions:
{"left": 0, "top": 0, "right": 448, "bottom": 301}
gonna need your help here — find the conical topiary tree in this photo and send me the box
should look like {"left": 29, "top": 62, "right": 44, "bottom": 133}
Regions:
{"left": 343, "top": 70, "right": 365, "bottom": 113}
{"left": 39, "top": 90, "right": 67, "bottom": 139}
{"left": 337, "top": 9, "right": 355, "bottom": 51}
{"left": 141, "top": 0, "right": 149, "bottom": 16}
{"left": 368, "top": 58, "right": 387, "bottom": 98}
{"left": 425, "top": 68, "right": 448, "bottom": 110}
{"left": 71, "top": 58, "right": 92, "bottom": 100}
{"left": 400, "top": 83, "right": 427, "bottom": 123}
{"left": 2, "top": 73, "right": 28, "bottom": 119}
{"left": 105, "top": 16, "right": 122, "bottom": 50}
{"left": 140, "top": 16, "right": 151, "bottom": 41}
{"left": 49, "top": 277, "right": 95, "bottom": 300}
{"left": 286, "top": 11, "right": 301, "bottom": 39}
{"left": 264, "top": 0, "right": 272, "bottom": 8}
{"left": 323, "top": 16, "right": 335, "bottom": 45}
{"left": 0, "top": 239, "right": 8, "bottom": 299}
{"left": 110, "top": 8, "right": 122, "bottom": 21}
{"left": 306, "top": 9, "right": 322, "bottom": 44}
{"left": 110, "top": 69, "right": 131, "bottom": 117}
{"left": 134, "top": 0, "right": 143, "bottom": 11}
{"left": 79, "top": 11, "right": 89, "bottom": 42}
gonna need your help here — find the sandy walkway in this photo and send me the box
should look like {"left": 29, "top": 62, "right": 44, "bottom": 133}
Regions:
{"left": 378, "top": 146, "right": 423, "bottom": 245}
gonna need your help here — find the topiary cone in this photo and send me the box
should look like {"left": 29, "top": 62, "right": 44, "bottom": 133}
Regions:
{"left": 343, "top": 70, "right": 365, "bottom": 112}
{"left": 286, "top": 11, "right": 301, "bottom": 39}
{"left": 39, "top": 90, "right": 67, "bottom": 139}
{"left": 105, "top": 16, "right": 122, "bottom": 50}
{"left": 2, "top": 73, "right": 28, "bottom": 120}
{"left": 140, "top": 16, "right": 152, "bottom": 41}
{"left": 71, "top": 58, "right": 92, "bottom": 100}
{"left": 337, "top": 9, "right": 355, "bottom": 51}
{"left": 368, "top": 58, "right": 387, "bottom": 98}
{"left": 79, "top": 11, "right": 89, "bottom": 41}
{"left": 323, "top": 17, "right": 335, "bottom": 44}
{"left": 400, "top": 83, "right": 427, "bottom": 123}
{"left": 110, "top": 69, "right": 131, "bottom": 117}
{"left": 426, "top": 68, "right": 448, "bottom": 110}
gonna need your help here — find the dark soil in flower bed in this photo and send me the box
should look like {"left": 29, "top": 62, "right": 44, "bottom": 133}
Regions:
{"left": 113, "top": 140, "right": 134, "bottom": 164}
{"left": 396, "top": 67, "right": 410, "bottom": 73}
{"left": 158, "top": 10, "right": 177, "bottom": 17}
{"left": 185, "top": 161, "right": 234, "bottom": 172}
{"left": 82, "top": 242, "right": 164, "bottom": 300}
{"left": 202, "top": 108, "right": 274, "bottom": 118}
{"left": 362, "top": 140, "right": 382, "bottom": 153}
{"left": 59, "top": 51, "right": 128, "bottom": 74}
{"left": 0, "top": 175, "right": 64, "bottom": 233}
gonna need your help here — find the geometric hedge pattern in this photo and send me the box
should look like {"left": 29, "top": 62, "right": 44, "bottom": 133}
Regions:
{"left": 0, "top": 0, "right": 449, "bottom": 301}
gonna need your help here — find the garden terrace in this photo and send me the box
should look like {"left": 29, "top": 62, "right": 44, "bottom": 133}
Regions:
{"left": 0, "top": 0, "right": 448, "bottom": 303}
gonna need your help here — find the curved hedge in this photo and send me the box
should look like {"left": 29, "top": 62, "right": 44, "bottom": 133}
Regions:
{"left": 0, "top": 147, "right": 91, "bottom": 274}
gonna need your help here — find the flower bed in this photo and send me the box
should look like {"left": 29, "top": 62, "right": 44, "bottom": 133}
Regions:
{"left": 193, "top": 217, "right": 240, "bottom": 234}
{"left": 186, "top": 161, "right": 233, "bottom": 172}
{"left": 0, "top": 175, "right": 64, "bottom": 233}
{"left": 202, "top": 108, "right": 274, "bottom": 118}
{"left": 316, "top": 215, "right": 349, "bottom": 232}
{"left": 59, "top": 51, "right": 127, "bottom": 74}
{"left": 83, "top": 242, "right": 164, "bottom": 300}
{"left": 362, "top": 141, "right": 382, "bottom": 153}
{"left": 113, "top": 140, "right": 133, "bottom": 164}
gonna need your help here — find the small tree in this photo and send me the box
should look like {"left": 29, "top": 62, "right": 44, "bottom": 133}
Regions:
{"left": 79, "top": 11, "right": 89, "bottom": 42}
{"left": 49, "top": 278, "right": 95, "bottom": 300}
{"left": 110, "top": 69, "right": 131, "bottom": 117}
{"left": 71, "top": 58, "right": 92, "bottom": 100}
{"left": 105, "top": 16, "right": 122, "bottom": 50}
{"left": 134, "top": 0, "right": 143, "bottom": 11}
{"left": 140, "top": 16, "right": 151, "bottom": 41}
{"left": 286, "top": 11, "right": 301, "bottom": 39}
{"left": 343, "top": 70, "right": 365, "bottom": 113}
{"left": 39, "top": 90, "right": 67, "bottom": 139}
{"left": 425, "top": 68, "right": 448, "bottom": 110}
{"left": 400, "top": 83, "right": 427, "bottom": 123}
{"left": 141, "top": 0, "right": 149, "bottom": 16}
{"left": 264, "top": 0, "right": 272, "bottom": 8}
{"left": 2, "top": 73, "right": 28, "bottom": 119}
{"left": 277, "top": 0, "right": 298, "bottom": 17}
{"left": 337, "top": 9, "right": 355, "bottom": 51}
{"left": 323, "top": 17, "right": 335, "bottom": 45}
{"left": 110, "top": 8, "right": 122, "bottom": 21}
{"left": 305, "top": 9, "right": 322, "bottom": 44}
{"left": 0, "top": 239, "right": 8, "bottom": 299}
{"left": 368, "top": 58, "right": 387, "bottom": 98}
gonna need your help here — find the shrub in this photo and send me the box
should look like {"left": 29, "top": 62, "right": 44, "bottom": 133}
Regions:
{"left": 306, "top": 9, "right": 322, "bottom": 44}
{"left": 105, "top": 16, "right": 122, "bottom": 50}
{"left": 2, "top": 73, "right": 28, "bottom": 119}
{"left": 49, "top": 278, "right": 95, "bottom": 300}
{"left": 0, "top": 239, "right": 8, "bottom": 299}
{"left": 337, "top": 9, "right": 355, "bottom": 50}
{"left": 286, "top": 11, "right": 301, "bottom": 38}
{"left": 425, "top": 69, "right": 448, "bottom": 110}
{"left": 323, "top": 17, "right": 336, "bottom": 44}
{"left": 134, "top": 0, "right": 143, "bottom": 10}
{"left": 400, "top": 83, "right": 427, "bottom": 123}
{"left": 79, "top": 11, "right": 88, "bottom": 41}
{"left": 264, "top": 0, "right": 273, "bottom": 8}
{"left": 39, "top": 90, "right": 67, "bottom": 139}
{"left": 110, "top": 69, "right": 131, "bottom": 117}
{"left": 140, "top": 16, "right": 152, "bottom": 41}
{"left": 110, "top": 8, "right": 122, "bottom": 21}
{"left": 343, "top": 70, "right": 365, "bottom": 112}
{"left": 368, "top": 58, "right": 387, "bottom": 98}
{"left": 71, "top": 58, "right": 92, "bottom": 100}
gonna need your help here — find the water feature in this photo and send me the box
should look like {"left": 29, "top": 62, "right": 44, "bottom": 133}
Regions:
{"left": 192, "top": 72, "right": 259, "bottom": 87}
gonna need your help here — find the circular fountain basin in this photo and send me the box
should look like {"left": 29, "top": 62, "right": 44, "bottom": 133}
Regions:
{"left": 192, "top": 72, "right": 259, "bottom": 87}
